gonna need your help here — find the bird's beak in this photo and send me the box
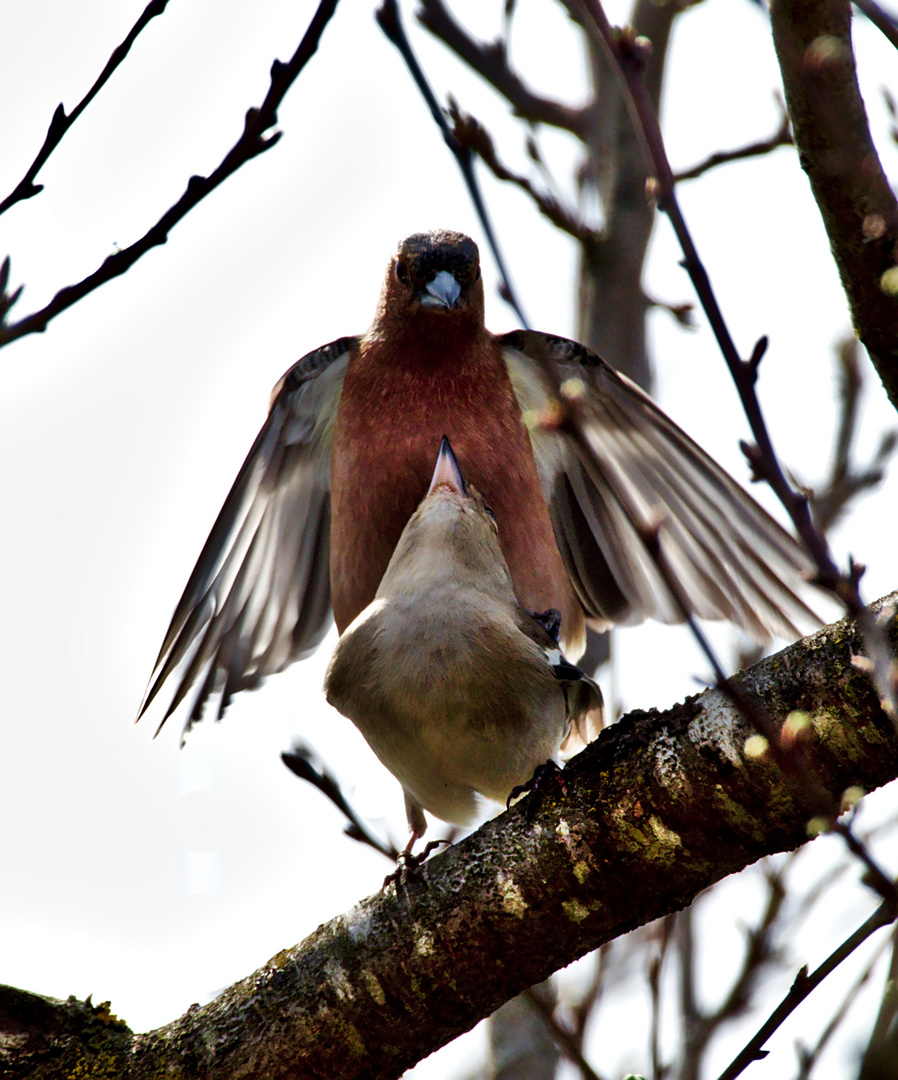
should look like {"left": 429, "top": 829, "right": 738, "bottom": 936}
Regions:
{"left": 420, "top": 270, "right": 462, "bottom": 309}
{"left": 427, "top": 436, "right": 467, "bottom": 496}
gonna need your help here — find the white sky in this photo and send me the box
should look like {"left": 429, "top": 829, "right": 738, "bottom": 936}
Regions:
{"left": 1, "top": 1, "right": 896, "bottom": 1077}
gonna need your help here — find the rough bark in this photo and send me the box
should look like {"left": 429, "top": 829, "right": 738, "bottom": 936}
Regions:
{"left": 770, "top": 0, "right": 898, "bottom": 411}
{"left": 1, "top": 592, "right": 896, "bottom": 1079}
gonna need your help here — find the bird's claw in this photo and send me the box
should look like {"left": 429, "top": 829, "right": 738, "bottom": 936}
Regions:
{"left": 507, "top": 760, "right": 566, "bottom": 822}
{"left": 382, "top": 838, "right": 451, "bottom": 891}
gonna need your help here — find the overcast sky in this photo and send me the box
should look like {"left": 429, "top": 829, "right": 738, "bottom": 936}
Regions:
{"left": 1, "top": 1, "right": 896, "bottom": 1076}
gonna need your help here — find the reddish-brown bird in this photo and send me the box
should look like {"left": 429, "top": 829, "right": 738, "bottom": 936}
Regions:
{"left": 140, "top": 230, "right": 815, "bottom": 737}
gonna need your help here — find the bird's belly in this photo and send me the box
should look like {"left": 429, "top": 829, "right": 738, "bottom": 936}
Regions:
{"left": 340, "top": 629, "right": 568, "bottom": 826}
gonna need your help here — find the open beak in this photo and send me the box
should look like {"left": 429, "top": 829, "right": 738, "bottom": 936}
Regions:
{"left": 427, "top": 436, "right": 467, "bottom": 496}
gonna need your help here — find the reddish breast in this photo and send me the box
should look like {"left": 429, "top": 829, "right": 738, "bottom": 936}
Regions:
{"left": 330, "top": 325, "right": 583, "bottom": 648}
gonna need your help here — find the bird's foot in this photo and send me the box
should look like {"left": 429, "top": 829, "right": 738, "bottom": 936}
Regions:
{"left": 382, "top": 838, "right": 451, "bottom": 892}
{"left": 507, "top": 760, "right": 567, "bottom": 822}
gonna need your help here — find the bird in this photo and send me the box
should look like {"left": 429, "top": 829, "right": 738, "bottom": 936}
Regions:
{"left": 324, "top": 435, "right": 603, "bottom": 846}
{"left": 138, "top": 228, "right": 816, "bottom": 739}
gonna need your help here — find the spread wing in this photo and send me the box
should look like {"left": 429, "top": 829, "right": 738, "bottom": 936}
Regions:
{"left": 501, "top": 329, "right": 818, "bottom": 642}
{"left": 138, "top": 337, "right": 356, "bottom": 740}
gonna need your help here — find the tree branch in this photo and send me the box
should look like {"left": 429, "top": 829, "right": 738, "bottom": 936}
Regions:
{"left": 376, "top": 0, "right": 530, "bottom": 326}
{"left": 770, "top": 0, "right": 898, "bottom": 411}
{"left": 416, "top": 0, "right": 591, "bottom": 135}
{"left": 717, "top": 899, "right": 897, "bottom": 1080}
{"left": 447, "top": 101, "right": 600, "bottom": 244}
{"left": 674, "top": 108, "right": 793, "bottom": 183}
{"left": 0, "top": 0, "right": 341, "bottom": 349}
{"left": 0, "top": 0, "right": 172, "bottom": 217}
{"left": 2, "top": 593, "right": 897, "bottom": 1079}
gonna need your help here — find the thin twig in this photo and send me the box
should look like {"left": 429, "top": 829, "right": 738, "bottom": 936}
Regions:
{"left": 569, "top": 0, "right": 898, "bottom": 727}
{"left": 674, "top": 110, "right": 793, "bottom": 183}
{"left": 416, "top": 0, "right": 589, "bottom": 135}
{"left": 716, "top": 900, "right": 898, "bottom": 1080}
{"left": 0, "top": 0, "right": 341, "bottom": 348}
{"left": 0, "top": 0, "right": 172, "bottom": 217}
{"left": 447, "top": 102, "right": 600, "bottom": 245}
{"left": 281, "top": 743, "right": 399, "bottom": 861}
{"left": 375, "top": 0, "right": 529, "bottom": 326}
{"left": 793, "top": 935, "right": 889, "bottom": 1079}
{"left": 809, "top": 337, "right": 897, "bottom": 533}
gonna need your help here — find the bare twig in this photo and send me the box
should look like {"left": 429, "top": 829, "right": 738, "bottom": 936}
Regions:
{"left": 794, "top": 935, "right": 889, "bottom": 1079}
{"left": 0, "top": 0, "right": 171, "bottom": 217}
{"left": 280, "top": 743, "right": 399, "bottom": 861}
{"left": 416, "top": 0, "right": 590, "bottom": 135}
{"left": 376, "top": 0, "right": 529, "bottom": 326}
{"left": 674, "top": 108, "right": 793, "bottom": 183}
{"left": 447, "top": 101, "right": 600, "bottom": 244}
{"left": 0, "top": 0, "right": 341, "bottom": 348}
{"left": 717, "top": 900, "right": 898, "bottom": 1080}
{"left": 809, "top": 337, "right": 898, "bottom": 533}
{"left": 570, "top": 0, "right": 898, "bottom": 727}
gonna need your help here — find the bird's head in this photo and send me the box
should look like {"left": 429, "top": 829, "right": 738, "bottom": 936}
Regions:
{"left": 378, "top": 436, "right": 513, "bottom": 599}
{"left": 375, "top": 231, "right": 485, "bottom": 336}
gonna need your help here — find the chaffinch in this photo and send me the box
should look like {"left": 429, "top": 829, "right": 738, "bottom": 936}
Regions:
{"left": 139, "top": 229, "right": 815, "bottom": 738}
{"left": 324, "top": 436, "right": 603, "bottom": 843}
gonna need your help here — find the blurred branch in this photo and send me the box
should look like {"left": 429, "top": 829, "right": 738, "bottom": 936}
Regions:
{"left": 3, "top": 595, "right": 898, "bottom": 1077}
{"left": 648, "top": 914, "right": 675, "bottom": 1080}
{"left": 281, "top": 742, "right": 399, "bottom": 861}
{"left": 446, "top": 101, "right": 600, "bottom": 244}
{"left": 771, "top": 0, "right": 898, "bottom": 412}
{"left": 376, "top": 0, "right": 529, "bottom": 326}
{"left": 853, "top": 0, "right": 898, "bottom": 50}
{"left": 674, "top": 107, "right": 793, "bottom": 183}
{"left": 0, "top": 0, "right": 171, "bottom": 217}
{"left": 520, "top": 985, "right": 605, "bottom": 1080}
{"left": 859, "top": 923, "right": 898, "bottom": 1079}
{"left": 0, "top": 0, "right": 341, "bottom": 349}
{"left": 416, "top": 0, "right": 590, "bottom": 134}
{"left": 717, "top": 899, "right": 898, "bottom": 1080}
{"left": 809, "top": 336, "right": 898, "bottom": 533}
{"left": 677, "top": 870, "right": 786, "bottom": 1080}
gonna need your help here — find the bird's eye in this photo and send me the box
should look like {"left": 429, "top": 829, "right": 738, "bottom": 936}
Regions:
{"left": 395, "top": 260, "right": 410, "bottom": 285}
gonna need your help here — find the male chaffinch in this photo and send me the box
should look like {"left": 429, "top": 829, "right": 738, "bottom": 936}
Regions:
{"left": 324, "top": 436, "right": 603, "bottom": 843}
{"left": 139, "top": 229, "right": 815, "bottom": 737}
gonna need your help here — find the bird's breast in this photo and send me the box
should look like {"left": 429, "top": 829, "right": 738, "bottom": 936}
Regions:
{"left": 329, "top": 334, "right": 583, "bottom": 649}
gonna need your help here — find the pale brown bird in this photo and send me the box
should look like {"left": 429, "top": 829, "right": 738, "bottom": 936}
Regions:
{"left": 139, "top": 230, "right": 815, "bottom": 737}
{"left": 324, "top": 436, "right": 603, "bottom": 845}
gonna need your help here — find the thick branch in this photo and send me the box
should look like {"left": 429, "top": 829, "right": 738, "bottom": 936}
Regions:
{"left": 2, "top": 594, "right": 897, "bottom": 1079}
{"left": 770, "top": 0, "right": 898, "bottom": 411}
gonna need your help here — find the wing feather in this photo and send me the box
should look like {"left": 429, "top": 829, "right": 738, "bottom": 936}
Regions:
{"left": 502, "top": 330, "right": 817, "bottom": 642}
{"left": 139, "top": 337, "right": 355, "bottom": 739}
